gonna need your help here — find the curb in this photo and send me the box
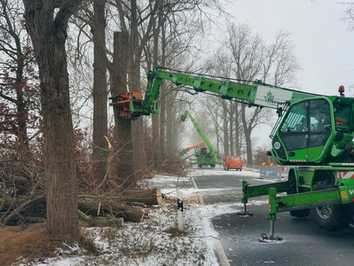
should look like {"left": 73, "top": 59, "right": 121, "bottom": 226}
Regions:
{"left": 191, "top": 177, "right": 231, "bottom": 266}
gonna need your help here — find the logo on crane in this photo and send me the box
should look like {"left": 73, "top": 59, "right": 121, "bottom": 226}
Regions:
{"left": 255, "top": 86, "right": 293, "bottom": 108}
{"left": 265, "top": 91, "right": 275, "bottom": 103}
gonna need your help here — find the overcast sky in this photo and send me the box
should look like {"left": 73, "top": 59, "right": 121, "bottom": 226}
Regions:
{"left": 205, "top": 0, "right": 354, "bottom": 95}
{"left": 192, "top": 1, "right": 354, "bottom": 150}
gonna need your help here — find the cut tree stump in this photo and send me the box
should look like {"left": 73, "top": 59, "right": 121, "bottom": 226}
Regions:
{"left": 121, "top": 188, "right": 162, "bottom": 205}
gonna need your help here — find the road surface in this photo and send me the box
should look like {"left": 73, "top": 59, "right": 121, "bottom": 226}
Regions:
{"left": 192, "top": 168, "right": 354, "bottom": 266}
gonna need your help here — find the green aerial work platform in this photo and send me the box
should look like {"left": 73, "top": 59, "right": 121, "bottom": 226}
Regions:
{"left": 181, "top": 110, "right": 221, "bottom": 168}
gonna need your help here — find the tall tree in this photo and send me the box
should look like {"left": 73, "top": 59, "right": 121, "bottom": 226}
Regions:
{"left": 23, "top": 0, "right": 81, "bottom": 241}
{"left": 227, "top": 24, "right": 297, "bottom": 165}
{"left": 109, "top": 31, "right": 135, "bottom": 189}
{"left": 92, "top": 0, "right": 108, "bottom": 180}
{"left": 150, "top": 0, "right": 162, "bottom": 169}
{"left": 0, "top": 0, "right": 38, "bottom": 162}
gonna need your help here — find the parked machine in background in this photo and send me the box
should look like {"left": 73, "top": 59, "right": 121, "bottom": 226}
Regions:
{"left": 111, "top": 67, "right": 354, "bottom": 240}
{"left": 224, "top": 156, "right": 244, "bottom": 171}
{"left": 181, "top": 111, "right": 245, "bottom": 169}
{"left": 180, "top": 142, "right": 205, "bottom": 157}
{"left": 181, "top": 111, "right": 219, "bottom": 168}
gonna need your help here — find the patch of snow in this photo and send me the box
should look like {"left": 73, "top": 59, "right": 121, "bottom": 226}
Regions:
{"left": 19, "top": 170, "right": 269, "bottom": 266}
{"left": 189, "top": 168, "right": 260, "bottom": 178}
{"left": 161, "top": 187, "right": 239, "bottom": 198}
{"left": 20, "top": 204, "right": 218, "bottom": 266}
{"left": 26, "top": 256, "right": 83, "bottom": 266}
{"left": 147, "top": 175, "right": 191, "bottom": 183}
{"left": 141, "top": 175, "right": 192, "bottom": 189}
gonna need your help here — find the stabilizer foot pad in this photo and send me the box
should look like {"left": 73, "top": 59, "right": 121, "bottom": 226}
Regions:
{"left": 259, "top": 233, "right": 283, "bottom": 243}
{"left": 236, "top": 211, "right": 253, "bottom": 217}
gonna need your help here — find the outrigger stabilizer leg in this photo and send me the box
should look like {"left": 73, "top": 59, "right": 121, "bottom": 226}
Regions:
{"left": 237, "top": 180, "right": 253, "bottom": 217}
{"left": 237, "top": 179, "right": 289, "bottom": 218}
{"left": 259, "top": 188, "right": 283, "bottom": 242}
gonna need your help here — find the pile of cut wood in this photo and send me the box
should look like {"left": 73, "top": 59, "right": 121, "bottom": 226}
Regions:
{"left": 0, "top": 189, "right": 162, "bottom": 227}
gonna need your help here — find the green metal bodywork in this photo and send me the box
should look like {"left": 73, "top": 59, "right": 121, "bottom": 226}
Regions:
{"left": 113, "top": 67, "right": 354, "bottom": 227}
{"left": 136, "top": 68, "right": 316, "bottom": 116}
{"left": 181, "top": 111, "right": 219, "bottom": 167}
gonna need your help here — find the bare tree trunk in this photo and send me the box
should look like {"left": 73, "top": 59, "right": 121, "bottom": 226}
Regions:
{"left": 15, "top": 57, "right": 31, "bottom": 162}
{"left": 23, "top": 0, "right": 80, "bottom": 241}
{"left": 131, "top": 70, "right": 147, "bottom": 178}
{"left": 151, "top": 108, "right": 160, "bottom": 169}
{"left": 159, "top": 87, "right": 166, "bottom": 160}
{"left": 241, "top": 105, "right": 253, "bottom": 166}
{"left": 166, "top": 92, "right": 175, "bottom": 158}
{"left": 129, "top": 0, "right": 147, "bottom": 178}
{"left": 151, "top": 14, "right": 160, "bottom": 169}
{"left": 229, "top": 103, "right": 234, "bottom": 156}
{"left": 110, "top": 32, "right": 135, "bottom": 189}
{"left": 92, "top": 0, "right": 108, "bottom": 180}
{"left": 0, "top": 1, "right": 32, "bottom": 162}
{"left": 215, "top": 119, "right": 220, "bottom": 155}
{"left": 170, "top": 103, "right": 178, "bottom": 155}
{"left": 159, "top": 19, "right": 167, "bottom": 161}
{"left": 222, "top": 101, "right": 229, "bottom": 156}
{"left": 234, "top": 103, "right": 241, "bottom": 156}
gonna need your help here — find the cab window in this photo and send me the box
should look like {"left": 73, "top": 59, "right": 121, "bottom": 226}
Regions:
{"left": 334, "top": 102, "right": 353, "bottom": 132}
{"left": 280, "top": 102, "right": 307, "bottom": 133}
{"left": 279, "top": 99, "right": 331, "bottom": 151}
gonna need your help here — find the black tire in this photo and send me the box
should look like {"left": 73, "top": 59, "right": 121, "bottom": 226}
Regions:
{"left": 310, "top": 170, "right": 352, "bottom": 230}
{"left": 287, "top": 170, "right": 310, "bottom": 218}
{"left": 311, "top": 204, "right": 352, "bottom": 230}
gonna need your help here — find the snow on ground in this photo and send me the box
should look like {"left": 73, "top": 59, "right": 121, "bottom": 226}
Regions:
{"left": 144, "top": 175, "right": 191, "bottom": 184}
{"left": 17, "top": 170, "right": 268, "bottom": 266}
{"left": 29, "top": 257, "right": 84, "bottom": 266}
{"left": 18, "top": 203, "right": 219, "bottom": 266}
{"left": 141, "top": 174, "right": 192, "bottom": 189}
{"left": 188, "top": 168, "right": 260, "bottom": 178}
{"left": 161, "top": 187, "right": 238, "bottom": 198}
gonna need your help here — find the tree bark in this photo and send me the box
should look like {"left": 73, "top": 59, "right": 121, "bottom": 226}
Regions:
{"left": 165, "top": 91, "right": 178, "bottom": 158}
{"left": 222, "top": 101, "right": 229, "bottom": 156}
{"left": 92, "top": 0, "right": 108, "bottom": 181}
{"left": 241, "top": 105, "right": 253, "bottom": 166}
{"left": 234, "top": 103, "right": 241, "bottom": 156}
{"left": 110, "top": 31, "right": 135, "bottom": 189}
{"left": 129, "top": 0, "right": 147, "bottom": 178}
{"left": 159, "top": 18, "right": 167, "bottom": 161}
{"left": 15, "top": 54, "right": 31, "bottom": 162}
{"left": 23, "top": 0, "right": 80, "bottom": 241}
{"left": 229, "top": 103, "right": 234, "bottom": 156}
{"left": 151, "top": 14, "right": 160, "bottom": 169}
{"left": 0, "top": 0, "right": 31, "bottom": 162}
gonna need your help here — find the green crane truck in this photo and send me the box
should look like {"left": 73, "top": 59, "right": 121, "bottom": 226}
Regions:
{"left": 111, "top": 67, "right": 354, "bottom": 240}
{"left": 181, "top": 111, "right": 219, "bottom": 168}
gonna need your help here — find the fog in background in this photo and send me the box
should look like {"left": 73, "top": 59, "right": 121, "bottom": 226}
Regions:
{"left": 187, "top": 0, "right": 354, "bottom": 152}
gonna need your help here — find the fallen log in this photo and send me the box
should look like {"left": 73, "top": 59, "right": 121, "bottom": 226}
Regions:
{"left": 2, "top": 196, "right": 44, "bottom": 225}
{"left": 121, "top": 189, "right": 162, "bottom": 205}
{"left": 78, "top": 197, "right": 145, "bottom": 223}
{"left": 78, "top": 210, "right": 124, "bottom": 227}
{"left": 79, "top": 188, "right": 162, "bottom": 206}
{"left": 0, "top": 193, "right": 150, "bottom": 225}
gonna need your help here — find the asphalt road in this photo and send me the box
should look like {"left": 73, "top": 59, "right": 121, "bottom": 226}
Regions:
{"left": 193, "top": 169, "right": 354, "bottom": 266}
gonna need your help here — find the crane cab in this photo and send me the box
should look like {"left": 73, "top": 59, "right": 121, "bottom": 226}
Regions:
{"left": 271, "top": 96, "right": 354, "bottom": 165}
